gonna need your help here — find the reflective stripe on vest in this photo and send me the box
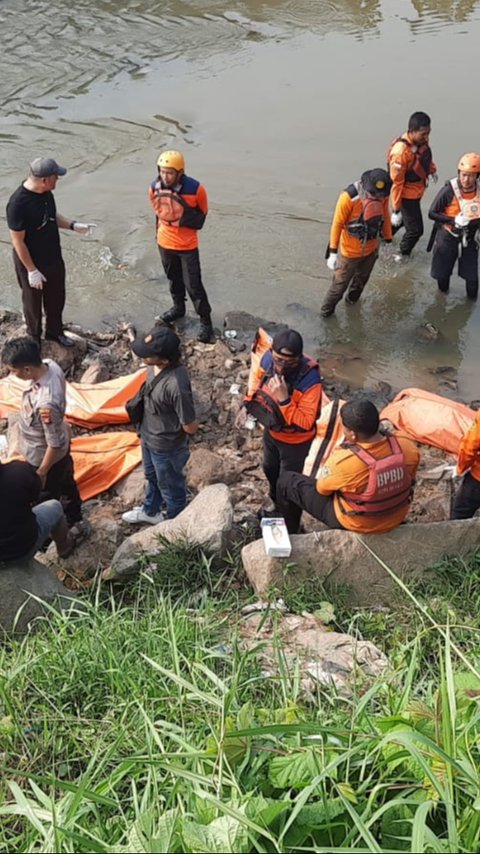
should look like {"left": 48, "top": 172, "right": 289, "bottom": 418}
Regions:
{"left": 450, "top": 178, "right": 480, "bottom": 221}
{"left": 387, "top": 137, "right": 432, "bottom": 185}
{"left": 339, "top": 435, "right": 413, "bottom": 515}
{"left": 345, "top": 182, "right": 384, "bottom": 242}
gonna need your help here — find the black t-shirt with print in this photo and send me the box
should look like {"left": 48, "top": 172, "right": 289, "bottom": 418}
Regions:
{"left": 6, "top": 185, "right": 63, "bottom": 266}
{"left": 0, "top": 460, "right": 40, "bottom": 562}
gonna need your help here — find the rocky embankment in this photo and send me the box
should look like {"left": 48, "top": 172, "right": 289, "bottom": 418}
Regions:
{"left": 0, "top": 308, "right": 461, "bottom": 588}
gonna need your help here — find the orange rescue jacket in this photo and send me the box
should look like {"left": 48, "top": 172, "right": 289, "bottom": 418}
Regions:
{"left": 149, "top": 174, "right": 208, "bottom": 251}
{"left": 329, "top": 188, "right": 392, "bottom": 259}
{"left": 388, "top": 133, "right": 436, "bottom": 210}
{"left": 458, "top": 409, "right": 480, "bottom": 481}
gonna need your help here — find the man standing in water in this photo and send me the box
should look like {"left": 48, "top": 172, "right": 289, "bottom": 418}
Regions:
{"left": 149, "top": 150, "right": 213, "bottom": 343}
{"left": 387, "top": 111, "right": 437, "bottom": 259}
{"left": 321, "top": 168, "right": 392, "bottom": 317}
{"left": 428, "top": 153, "right": 480, "bottom": 300}
{"left": 6, "top": 157, "right": 96, "bottom": 348}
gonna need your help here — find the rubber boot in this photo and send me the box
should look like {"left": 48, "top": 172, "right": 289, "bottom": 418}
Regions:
{"left": 198, "top": 316, "right": 213, "bottom": 343}
{"left": 437, "top": 277, "right": 450, "bottom": 293}
{"left": 161, "top": 302, "right": 186, "bottom": 324}
{"left": 466, "top": 279, "right": 479, "bottom": 300}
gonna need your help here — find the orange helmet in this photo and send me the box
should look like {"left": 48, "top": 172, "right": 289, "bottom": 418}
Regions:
{"left": 457, "top": 153, "right": 480, "bottom": 174}
{"left": 157, "top": 150, "right": 185, "bottom": 171}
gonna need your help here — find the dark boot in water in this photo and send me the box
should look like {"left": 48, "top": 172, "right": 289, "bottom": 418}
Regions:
{"left": 161, "top": 304, "right": 186, "bottom": 324}
{"left": 198, "top": 317, "right": 213, "bottom": 343}
{"left": 466, "top": 279, "right": 478, "bottom": 300}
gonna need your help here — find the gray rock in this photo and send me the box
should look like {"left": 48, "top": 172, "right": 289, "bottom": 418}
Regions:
{"left": 223, "top": 311, "right": 287, "bottom": 340}
{"left": 41, "top": 336, "right": 87, "bottom": 372}
{"left": 239, "top": 611, "right": 387, "bottom": 697}
{"left": 186, "top": 447, "right": 226, "bottom": 491}
{"left": 80, "top": 356, "right": 111, "bottom": 384}
{"left": 0, "top": 557, "right": 79, "bottom": 634}
{"left": 114, "top": 466, "right": 145, "bottom": 506}
{"left": 105, "top": 483, "right": 234, "bottom": 581}
{"left": 39, "top": 510, "right": 122, "bottom": 581}
{"left": 241, "top": 519, "right": 480, "bottom": 606}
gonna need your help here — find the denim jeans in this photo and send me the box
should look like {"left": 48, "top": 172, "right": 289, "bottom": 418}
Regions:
{"left": 142, "top": 441, "right": 190, "bottom": 519}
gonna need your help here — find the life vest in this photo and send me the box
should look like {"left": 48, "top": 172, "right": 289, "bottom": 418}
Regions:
{"left": 151, "top": 182, "right": 186, "bottom": 226}
{"left": 338, "top": 436, "right": 413, "bottom": 516}
{"left": 387, "top": 137, "right": 432, "bottom": 185}
{"left": 345, "top": 183, "right": 384, "bottom": 242}
{"left": 450, "top": 178, "right": 480, "bottom": 222}
{"left": 245, "top": 356, "right": 320, "bottom": 433}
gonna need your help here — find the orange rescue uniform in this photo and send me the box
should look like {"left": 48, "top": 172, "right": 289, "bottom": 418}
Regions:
{"left": 329, "top": 192, "right": 392, "bottom": 259}
{"left": 316, "top": 433, "right": 420, "bottom": 533}
{"left": 388, "top": 132, "right": 437, "bottom": 212}
{"left": 148, "top": 176, "right": 208, "bottom": 252}
{"left": 457, "top": 409, "right": 480, "bottom": 481}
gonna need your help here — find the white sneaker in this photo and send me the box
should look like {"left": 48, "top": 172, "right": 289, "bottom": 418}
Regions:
{"left": 121, "top": 506, "right": 165, "bottom": 525}
{"left": 393, "top": 253, "right": 408, "bottom": 263}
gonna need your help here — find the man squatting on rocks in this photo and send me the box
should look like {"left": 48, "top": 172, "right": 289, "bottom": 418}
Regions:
{"left": 0, "top": 458, "right": 82, "bottom": 564}
{"left": 122, "top": 326, "right": 198, "bottom": 525}
{"left": 149, "top": 150, "right": 214, "bottom": 344}
{"left": 428, "top": 152, "right": 480, "bottom": 300}
{"left": 387, "top": 111, "right": 437, "bottom": 259}
{"left": 1, "top": 337, "right": 89, "bottom": 546}
{"left": 237, "top": 330, "right": 323, "bottom": 516}
{"left": 321, "top": 168, "right": 392, "bottom": 317}
{"left": 452, "top": 409, "right": 480, "bottom": 520}
{"left": 6, "top": 157, "right": 96, "bottom": 349}
{"left": 276, "top": 399, "right": 420, "bottom": 535}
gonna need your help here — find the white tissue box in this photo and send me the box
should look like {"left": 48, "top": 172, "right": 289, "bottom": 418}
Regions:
{"left": 261, "top": 517, "right": 292, "bottom": 557}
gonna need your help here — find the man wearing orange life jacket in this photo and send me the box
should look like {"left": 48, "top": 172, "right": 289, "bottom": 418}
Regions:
{"left": 148, "top": 150, "right": 213, "bottom": 343}
{"left": 237, "top": 329, "right": 322, "bottom": 514}
{"left": 321, "top": 169, "right": 392, "bottom": 318}
{"left": 276, "top": 399, "right": 419, "bottom": 534}
{"left": 428, "top": 153, "right": 480, "bottom": 300}
{"left": 388, "top": 111, "right": 437, "bottom": 259}
{"left": 452, "top": 409, "right": 480, "bottom": 519}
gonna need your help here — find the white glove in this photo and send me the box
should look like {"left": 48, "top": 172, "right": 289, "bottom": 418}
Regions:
{"left": 326, "top": 252, "right": 337, "bottom": 271}
{"left": 443, "top": 464, "right": 459, "bottom": 479}
{"left": 391, "top": 211, "right": 403, "bottom": 227}
{"left": 73, "top": 222, "right": 97, "bottom": 236}
{"left": 27, "top": 269, "right": 46, "bottom": 290}
{"left": 454, "top": 213, "right": 470, "bottom": 229}
{"left": 430, "top": 172, "right": 438, "bottom": 184}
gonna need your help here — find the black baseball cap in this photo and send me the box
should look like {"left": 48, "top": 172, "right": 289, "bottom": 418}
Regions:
{"left": 30, "top": 157, "right": 67, "bottom": 178}
{"left": 131, "top": 326, "right": 181, "bottom": 360}
{"left": 272, "top": 329, "right": 303, "bottom": 357}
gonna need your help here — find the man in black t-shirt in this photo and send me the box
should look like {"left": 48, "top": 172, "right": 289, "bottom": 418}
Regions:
{"left": 122, "top": 326, "right": 198, "bottom": 525}
{"left": 0, "top": 459, "right": 76, "bottom": 563}
{"left": 6, "top": 157, "right": 96, "bottom": 348}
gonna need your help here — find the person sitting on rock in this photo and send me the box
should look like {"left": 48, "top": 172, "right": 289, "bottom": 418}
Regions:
{"left": 276, "top": 398, "right": 419, "bottom": 534}
{"left": 236, "top": 329, "right": 322, "bottom": 517}
{"left": 452, "top": 408, "right": 480, "bottom": 519}
{"left": 1, "top": 336, "right": 87, "bottom": 541}
{"left": 0, "top": 459, "right": 80, "bottom": 563}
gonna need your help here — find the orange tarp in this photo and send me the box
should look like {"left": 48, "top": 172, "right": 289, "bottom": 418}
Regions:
{"left": 0, "top": 368, "right": 147, "bottom": 428}
{"left": 71, "top": 432, "right": 141, "bottom": 500}
{"left": 381, "top": 388, "right": 475, "bottom": 455}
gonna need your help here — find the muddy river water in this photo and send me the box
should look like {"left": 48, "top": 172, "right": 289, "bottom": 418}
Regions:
{"left": 1, "top": 0, "right": 480, "bottom": 398}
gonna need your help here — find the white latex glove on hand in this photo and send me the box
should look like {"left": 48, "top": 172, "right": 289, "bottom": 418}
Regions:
{"left": 27, "top": 269, "right": 46, "bottom": 290}
{"left": 454, "top": 213, "right": 470, "bottom": 229}
{"left": 73, "top": 222, "right": 97, "bottom": 236}
{"left": 443, "top": 464, "right": 460, "bottom": 479}
{"left": 326, "top": 252, "right": 337, "bottom": 271}
{"left": 391, "top": 211, "right": 403, "bottom": 227}
{"left": 430, "top": 172, "right": 438, "bottom": 184}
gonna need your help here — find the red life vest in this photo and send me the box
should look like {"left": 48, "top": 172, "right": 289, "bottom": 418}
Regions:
{"left": 151, "top": 182, "right": 186, "bottom": 226}
{"left": 387, "top": 137, "right": 432, "bottom": 186}
{"left": 345, "top": 183, "right": 385, "bottom": 242}
{"left": 339, "top": 436, "right": 413, "bottom": 516}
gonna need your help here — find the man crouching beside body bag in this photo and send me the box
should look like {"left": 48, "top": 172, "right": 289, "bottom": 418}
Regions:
{"left": 243, "top": 329, "right": 323, "bottom": 507}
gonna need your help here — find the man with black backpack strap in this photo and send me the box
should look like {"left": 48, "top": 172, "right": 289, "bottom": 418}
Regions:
{"left": 236, "top": 329, "right": 322, "bottom": 516}
{"left": 123, "top": 326, "right": 197, "bottom": 524}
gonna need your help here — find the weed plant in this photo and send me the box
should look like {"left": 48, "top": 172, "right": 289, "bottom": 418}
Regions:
{"left": 1, "top": 543, "right": 480, "bottom": 852}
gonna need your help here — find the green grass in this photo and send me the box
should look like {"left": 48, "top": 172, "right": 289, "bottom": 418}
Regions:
{"left": 1, "top": 544, "right": 480, "bottom": 852}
